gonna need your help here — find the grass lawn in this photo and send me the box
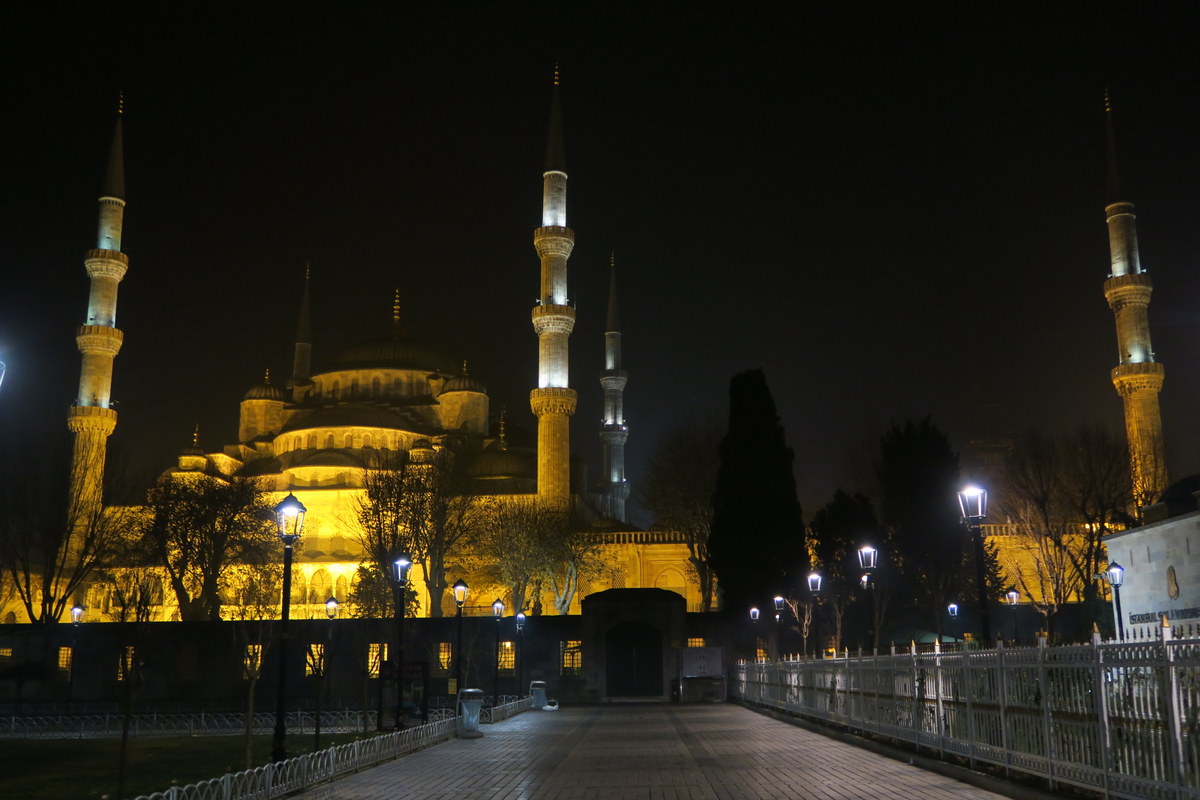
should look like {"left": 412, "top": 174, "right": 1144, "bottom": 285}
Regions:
{"left": 1, "top": 730, "right": 380, "bottom": 800}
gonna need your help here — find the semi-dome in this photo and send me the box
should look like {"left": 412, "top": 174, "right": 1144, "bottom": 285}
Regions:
{"left": 331, "top": 333, "right": 452, "bottom": 372}
{"left": 465, "top": 440, "right": 535, "bottom": 480}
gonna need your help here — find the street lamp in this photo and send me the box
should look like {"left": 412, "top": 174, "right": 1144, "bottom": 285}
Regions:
{"left": 1005, "top": 587, "right": 1020, "bottom": 643}
{"left": 515, "top": 612, "right": 526, "bottom": 697}
{"left": 807, "top": 573, "right": 822, "bottom": 658}
{"left": 452, "top": 579, "right": 468, "bottom": 695}
{"left": 271, "top": 492, "right": 306, "bottom": 763}
{"left": 749, "top": 606, "right": 760, "bottom": 622}
{"left": 958, "top": 484, "right": 992, "bottom": 643}
{"left": 390, "top": 553, "right": 412, "bottom": 730}
{"left": 492, "top": 598, "right": 505, "bottom": 704}
{"left": 1106, "top": 561, "right": 1125, "bottom": 641}
{"left": 71, "top": 605, "right": 84, "bottom": 624}
{"left": 947, "top": 602, "right": 959, "bottom": 645}
{"left": 314, "top": 596, "right": 338, "bottom": 750}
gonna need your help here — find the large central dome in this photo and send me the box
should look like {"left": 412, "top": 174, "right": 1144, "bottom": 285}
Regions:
{"left": 330, "top": 333, "right": 453, "bottom": 372}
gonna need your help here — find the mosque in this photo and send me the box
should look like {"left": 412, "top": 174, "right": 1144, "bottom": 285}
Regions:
{"left": 53, "top": 79, "right": 703, "bottom": 624}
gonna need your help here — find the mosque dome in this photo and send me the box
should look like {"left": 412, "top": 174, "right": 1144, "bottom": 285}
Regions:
{"left": 331, "top": 333, "right": 452, "bottom": 372}
{"left": 244, "top": 369, "right": 285, "bottom": 401}
{"left": 465, "top": 440, "right": 535, "bottom": 480}
{"left": 441, "top": 362, "right": 487, "bottom": 394}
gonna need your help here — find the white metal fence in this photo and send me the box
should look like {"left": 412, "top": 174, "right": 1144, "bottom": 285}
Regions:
{"left": 1, "top": 709, "right": 376, "bottom": 739}
{"left": 733, "top": 629, "right": 1200, "bottom": 800}
{"left": 130, "top": 697, "right": 532, "bottom": 800}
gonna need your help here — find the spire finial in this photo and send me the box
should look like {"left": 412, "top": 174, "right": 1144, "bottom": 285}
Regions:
{"left": 305, "top": 261, "right": 311, "bottom": 280}
{"left": 264, "top": 368, "right": 271, "bottom": 384}
{"left": 117, "top": 91, "right": 125, "bottom": 116}
{"left": 498, "top": 406, "right": 508, "bottom": 450}
{"left": 462, "top": 360, "right": 469, "bottom": 376}
{"left": 192, "top": 423, "right": 200, "bottom": 448}
{"left": 392, "top": 288, "right": 401, "bottom": 327}
{"left": 553, "top": 61, "right": 560, "bottom": 87}
{"left": 1105, "top": 89, "right": 1123, "bottom": 202}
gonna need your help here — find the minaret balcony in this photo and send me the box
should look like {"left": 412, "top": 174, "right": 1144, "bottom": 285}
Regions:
{"left": 1104, "top": 273, "right": 1152, "bottom": 310}
{"left": 68, "top": 404, "right": 118, "bottom": 434}
{"left": 84, "top": 248, "right": 129, "bottom": 280}
{"left": 76, "top": 325, "right": 124, "bottom": 356}
{"left": 1112, "top": 361, "right": 1165, "bottom": 394}
{"left": 532, "top": 304, "right": 576, "bottom": 335}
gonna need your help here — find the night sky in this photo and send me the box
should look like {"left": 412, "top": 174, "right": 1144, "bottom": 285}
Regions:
{"left": 4, "top": 4, "right": 1200, "bottom": 524}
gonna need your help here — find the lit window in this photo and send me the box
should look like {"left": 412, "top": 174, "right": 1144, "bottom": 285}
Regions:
{"left": 368, "top": 643, "right": 388, "bottom": 678}
{"left": 0, "top": 647, "right": 14, "bottom": 663}
{"left": 243, "top": 644, "right": 263, "bottom": 679}
{"left": 438, "top": 642, "right": 452, "bottom": 670}
{"left": 58, "top": 646, "right": 73, "bottom": 676}
{"left": 687, "top": 638, "right": 706, "bottom": 648}
{"left": 118, "top": 645, "right": 137, "bottom": 681}
{"left": 498, "top": 641, "right": 515, "bottom": 670}
{"left": 755, "top": 638, "right": 768, "bottom": 662}
{"left": 561, "top": 640, "right": 582, "bottom": 674}
{"left": 306, "top": 643, "right": 325, "bottom": 676}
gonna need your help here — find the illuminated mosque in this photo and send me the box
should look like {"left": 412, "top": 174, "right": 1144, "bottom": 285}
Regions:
{"left": 58, "top": 79, "right": 700, "bottom": 623}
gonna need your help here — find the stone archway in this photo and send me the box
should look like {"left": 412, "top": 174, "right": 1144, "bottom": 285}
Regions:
{"left": 605, "top": 620, "right": 663, "bottom": 697}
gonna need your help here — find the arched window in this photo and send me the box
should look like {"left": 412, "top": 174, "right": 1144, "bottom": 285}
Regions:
{"left": 362, "top": 434, "right": 373, "bottom": 449}
{"left": 309, "top": 569, "right": 332, "bottom": 605}
{"left": 290, "top": 569, "right": 306, "bottom": 604}
{"left": 332, "top": 381, "right": 341, "bottom": 398}
{"left": 372, "top": 377, "right": 381, "bottom": 396}
{"left": 351, "top": 378, "right": 360, "bottom": 396}
{"left": 335, "top": 575, "right": 349, "bottom": 602}
{"left": 324, "top": 433, "right": 335, "bottom": 449}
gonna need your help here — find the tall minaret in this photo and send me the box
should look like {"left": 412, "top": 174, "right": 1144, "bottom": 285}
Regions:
{"left": 530, "top": 67, "right": 577, "bottom": 501}
{"left": 67, "top": 100, "right": 127, "bottom": 515}
{"left": 288, "top": 264, "right": 313, "bottom": 402}
{"left": 1103, "top": 93, "right": 1167, "bottom": 508}
{"left": 599, "top": 256, "right": 630, "bottom": 521}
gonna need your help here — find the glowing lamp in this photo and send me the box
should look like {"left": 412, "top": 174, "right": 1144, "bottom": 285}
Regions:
{"left": 71, "top": 605, "right": 84, "bottom": 624}
{"left": 807, "top": 572, "right": 823, "bottom": 595}
{"left": 858, "top": 545, "right": 878, "bottom": 571}
{"left": 957, "top": 485, "right": 988, "bottom": 522}
{"left": 452, "top": 579, "right": 469, "bottom": 608}
{"left": 392, "top": 553, "right": 413, "bottom": 586}
{"left": 516, "top": 612, "right": 526, "bottom": 632}
{"left": 1005, "top": 587, "right": 1020, "bottom": 606}
{"left": 773, "top": 595, "right": 785, "bottom": 613}
{"left": 274, "top": 493, "right": 306, "bottom": 545}
{"left": 492, "top": 597, "right": 505, "bottom": 618}
{"left": 947, "top": 602, "right": 959, "bottom": 618}
{"left": 1106, "top": 561, "right": 1124, "bottom": 588}
{"left": 750, "top": 607, "right": 760, "bottom": 622}
{"left": 326, "top": 597, "right": 339, "bottom": 620}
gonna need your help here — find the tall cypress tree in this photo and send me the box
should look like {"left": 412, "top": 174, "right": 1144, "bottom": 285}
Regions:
{"left": 709, "top": 369, "right": 806, "bottom": 613}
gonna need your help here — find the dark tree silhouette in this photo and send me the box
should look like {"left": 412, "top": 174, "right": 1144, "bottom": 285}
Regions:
{"left": 709, "top": 369, "right": 806, "bottom": 613}
{"left": 810, "top": 490, "right": 879, "bottom": 652}
{"left": 876, "top": 418, "right": 964, "bottom": 635}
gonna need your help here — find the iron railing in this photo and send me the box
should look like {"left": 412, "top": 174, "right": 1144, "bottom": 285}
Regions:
{"left": 130, "top": 696, "right": 533, "bottom": 800}
{"left": 733, "top": 627, "right": 1200, "bottom": 800}
{"left": 1, "top": 709, "right": 376, "bottom": 739}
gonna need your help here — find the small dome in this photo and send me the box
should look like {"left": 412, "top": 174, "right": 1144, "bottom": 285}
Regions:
{"left": 441, "top": 361, "right": 487, "bottom": 394}
{"left": 465, "top": 441, "right": 535, "bottom": 480}
{"left": 244, "top": 369, "right": 285, "bottom": 401}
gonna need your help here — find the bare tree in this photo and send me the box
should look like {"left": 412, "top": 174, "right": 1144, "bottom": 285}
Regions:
{"left": 470, "top": 498, "right": 554, "bottom": 614}
{"left": 638, "top": 416, "right": 722, "bottom": 611}
{"left": 0, "top": 433, "right": 131, "bottom": 624}
{"left": 139, "top": 475, "right": 278, "bottom": 621}
{"left": 355, "top": 450, "right": 476, "bottom": 617}
{"left": 227, "top": 564, "right": 282, "bottom": 768}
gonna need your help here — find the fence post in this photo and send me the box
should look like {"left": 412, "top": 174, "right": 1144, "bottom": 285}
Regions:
{"left": 997, "top": 640, "right": 1011, "bottom": 778}
{"left": 964, "top": 644, "right": 977, "bottom": 770}
{"left": 1036, "top": 634, "right": 1055, "bottom": 791}
{"left": 1159, "top": 617, "right": 1186, "bottom": 790}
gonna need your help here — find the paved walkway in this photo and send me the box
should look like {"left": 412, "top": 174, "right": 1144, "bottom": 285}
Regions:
{"left": 297, "top": 704, "right": 1012, "bottom": 800}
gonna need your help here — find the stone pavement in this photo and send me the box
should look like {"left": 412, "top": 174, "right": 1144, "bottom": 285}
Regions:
{"left": 297, "top": 703, "right": 1013, "bottom": 800}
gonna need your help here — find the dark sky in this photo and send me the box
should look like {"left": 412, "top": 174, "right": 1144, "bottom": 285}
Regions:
{"left": 4, "top": 3, "right": 1200, "bottom": 524}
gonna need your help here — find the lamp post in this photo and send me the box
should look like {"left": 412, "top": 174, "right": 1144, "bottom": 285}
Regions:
{"left": 1005, "top": 587, "right": 1020, "bottom": 644}
{"left": 772, "top": 595, "right": 784, "bottom": 657}
{"left": 515, "top": 612, "right": 526, "bottom": 697}
{"left": 69, "top": 605, "right": 83, "bottom": 710}
{"left": 271, "top": 492, "right": 305, "bottom": 763}
{"left": 947, "top": 602, "right": 959, "bottom": 646}
{"left": 452, "top": 579, "right": 468, "bottom": 695}
{"left": 390, "top": 553, "right": 412, "bottom": 730}
{"left": 314, "top": 597, "right": 338, "bottom": 750}
{"left": 1106, "top": 561, "right": 1125, "bottom": 641}
{"left": 749, "top": 606, "right": 761, "bottom": 661}
{"left": 858, "top": 544, "right": 878, "bottom": 651}
{"left": 807, "top": 572, "right": 822, "bottom": 658}
{"left": 492, "top": 598, "right": 505, "bottom": 704}
{"left": 958, "top": 485, "right": 992, "bottom": 644}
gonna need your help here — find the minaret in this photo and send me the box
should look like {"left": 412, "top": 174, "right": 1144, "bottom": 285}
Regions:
{"left": 288, "top": 264, "right": 312, "bottom": 402}
{"left": 529, "top": 66, "right": 577, "bottom": 501}
{"left": 1103, "top": 93, "right": 1167, "bottom": 508}
{"left": 67, "top": 100, "right": 127, "bottom": 515}
{"left": 599, "top": 256, "right": 630, "bottom": 521}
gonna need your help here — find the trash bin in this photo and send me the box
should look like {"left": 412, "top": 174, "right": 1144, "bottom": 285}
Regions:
{"left": 529, "top": 680, "right": 548, "bottom": 708}
{"left": 458, "top": 688, "right": 486, "bottom": 738}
